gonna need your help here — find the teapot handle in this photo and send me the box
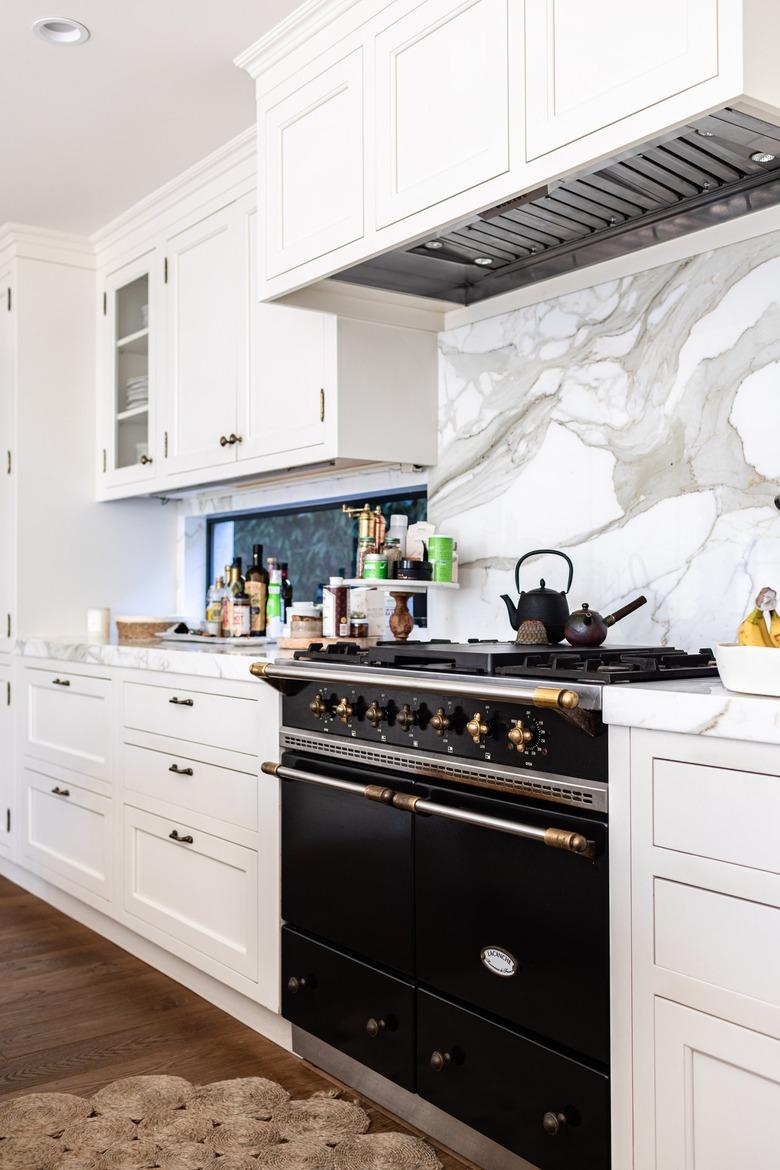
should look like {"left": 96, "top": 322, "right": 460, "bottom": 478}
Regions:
{"left": 515, "top": 549, "right": 574, "bottom": 596}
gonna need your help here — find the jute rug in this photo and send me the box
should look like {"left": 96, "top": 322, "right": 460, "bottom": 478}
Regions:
{"left": 0, "top": 1075, "right": 443, "bottom": 1169}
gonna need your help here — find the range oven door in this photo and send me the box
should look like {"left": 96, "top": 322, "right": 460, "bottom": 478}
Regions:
{"left": 415, "top": 780, "right": 609, "bottom": 1066}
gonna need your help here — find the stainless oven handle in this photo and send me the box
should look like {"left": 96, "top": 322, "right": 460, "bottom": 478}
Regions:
{"left": 262, "top": 762, "right": 596, "bottom": 859}
{"left": 251, "top": 661, "right": 580, "bottom": 711}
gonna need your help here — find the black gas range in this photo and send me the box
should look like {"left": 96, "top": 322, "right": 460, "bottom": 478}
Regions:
{"left": 252, "top": 641, "right": 717, "bottom": 1170}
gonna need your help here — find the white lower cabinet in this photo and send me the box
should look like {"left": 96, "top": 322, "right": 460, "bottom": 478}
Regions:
{"left": 0, "top": 665, "right": 11, "bottom": 853}
{"left": 21, "top": 766, "right": 112, "bottom": 902}
{"left": 123, "top": 804, "right": 259, "bottom": 986}
{"left": 655, "top": 998, "right": 780, "bottom": 1170}
{"left": 123, "top": 679, "right": 258, "bottom": 756}
{"left": 24, "top": 667, "right": 112, "bottom": 785}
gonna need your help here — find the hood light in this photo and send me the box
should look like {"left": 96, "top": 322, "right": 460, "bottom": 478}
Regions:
{"left": 751, "top": 151, "right": 776, "bottom": 164}
{"left": 32, "top": 17, "right": 90, "bottom": 45}
{"left": 424, "top": 240, "right": 443, "bottom": 250}
{"left": 474, "top": 256, "right": 494, "bottom": 266}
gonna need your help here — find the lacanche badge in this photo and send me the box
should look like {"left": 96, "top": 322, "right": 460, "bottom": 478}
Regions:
{"left": 480, "top": 946, "right": 518, "bottom": 977}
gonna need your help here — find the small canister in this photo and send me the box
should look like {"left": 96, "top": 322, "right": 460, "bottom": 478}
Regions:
{"left": 289, "top": 603, "right": 323, "bottom": 640}
{"left": 362, "top": 553, "right": 389, "bottom": 580}
{"left": 427, "top": 534, "right": 455, "bottom": 583}
{"left": 350, "top": 613, "right": 369, "bottom": 639}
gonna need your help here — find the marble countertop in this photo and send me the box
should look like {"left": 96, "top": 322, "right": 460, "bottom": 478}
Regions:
{"left": 603, "top": 676, "right": 780, "bottom": 745}
{"left": 15, "top": 636, "right": 276, "bottom": 683}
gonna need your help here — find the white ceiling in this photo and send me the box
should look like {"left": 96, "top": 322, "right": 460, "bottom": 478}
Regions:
{"left": 0, "top": 1, "right": 302, "bottom": 236}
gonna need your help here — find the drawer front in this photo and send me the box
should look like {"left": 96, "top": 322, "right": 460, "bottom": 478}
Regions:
{"left": 123, "top": 681, "right": 258, "bottom": 756}
{"left": 654, "top": 757, "right": 780, "bottom": 875}
{"left": 282, "top": 928, "right": 415, "bottom": 1091}
{"left": 25, "top": 668, "right": 111, "bottom": 782}
{"left": 655, "top": 878, "right": 780, "bottom": 1009}
{"left": 22, "top": 766, "right": 111, "bottom": 900}
{"left": 123, "top": 805, "right": 258, "bottom": 980}
{"left": 417, "top": 990, "right": 610, "bottom": 1170}
{"left": 122, "top": 742, "right": 258, "bottom": 832}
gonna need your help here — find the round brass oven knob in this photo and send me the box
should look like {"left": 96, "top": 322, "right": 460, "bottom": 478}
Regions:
{"left": 396, "top": 704, "right": 417, "bottom": 731}
{"left": 366, "top": 1017, "right": 386, "bottom": 1038}
{"left": 542, "top": 1111, "right": 567, "bottom": 1136}
{"left": 430, "top": 708, "right": 451, "bottom": 736}
{"left": 466, "top": 712, "right": 489, "bottom": 744}
{"left": 508, "top": 718, "right": 534, "bottom": 751}
{"left": 365, "top": 701, "right": 385, "bottom": 728}
{"left": 309, "top": 694, "right": 328, "bottom": 718}
{"left": 429, "top": 1051, "right": 451, "bottom": 1073}
{"left": 335, "top": 696, "right": 354, "bottom": 723}
{"left": 287, "top": 976, "right": 307, "bottom": 995}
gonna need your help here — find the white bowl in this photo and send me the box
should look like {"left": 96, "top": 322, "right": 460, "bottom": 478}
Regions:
{"left": 715, "top": 642, "right": 780, "bottom": 697}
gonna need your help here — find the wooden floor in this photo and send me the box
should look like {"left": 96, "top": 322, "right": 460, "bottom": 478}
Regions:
{"left": 0, "top": 876, "right": 473, "bottom": 1167}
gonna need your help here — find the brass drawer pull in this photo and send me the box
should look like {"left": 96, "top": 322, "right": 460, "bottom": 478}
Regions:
{"left": 430, "top": 1050, "right": 451, "bottom": 1072}
{"left": 219, "top": 434, "right": 243, "bottom": 447}
{"left": 168, "top": 829, "right": 194, "bottom": 844}
{"left": 366, "top": 1017, "right": 386, "bottom": 1039}
{"left": 168, "top": 764, "right": 194, "bottom": 776}
{"left": 51, "top": 786, "right": 70, "bottom": 797}
{"left": 168, "top": 696, "right": 194, "bottom": 706}
{"left": 287, "top": 976, "right": 307, "bottom": 994}
{"left": 139, "top": 454, "right": 153, "bottom": 465}
{"left": 52, "top": 678, "right": 71, "bottom": 687}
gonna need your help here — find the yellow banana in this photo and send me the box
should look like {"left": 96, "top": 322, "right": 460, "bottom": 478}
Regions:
{"left": 738, "top": 607, "right": 773, "bottom": 647}
{"left": 770, "top": 610, "right": 780, "bottom": 649}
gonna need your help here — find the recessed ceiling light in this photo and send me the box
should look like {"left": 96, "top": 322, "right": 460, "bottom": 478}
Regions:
{"left": 751, "top": 151, "right": 776, "bottom": 164}
{"left": 474, "top": 256, "right": 493, "bottom": 266}
{"left": 424, "top": 240, "right": 443, "bottom": 250}
{"left": 695, "top": 128, "right": 714, "bottom": 137}
{"left": 32, "top": 16, "right": 90, "bottom": 45}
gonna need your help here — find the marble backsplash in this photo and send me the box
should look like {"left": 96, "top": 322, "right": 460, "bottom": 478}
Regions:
{"left": 428, "top": 228, "right": 780, "bottom": 650}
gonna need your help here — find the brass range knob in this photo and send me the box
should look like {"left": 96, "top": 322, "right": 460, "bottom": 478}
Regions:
{"left": 309, "top": 694, "right": 328, "bottom": 718}
{"left": 365, "top": 701, "right": 386, "bottom": 728}
{"left": 430, "top": 1050, "right": 451, "bottom": 1073}
{"left": 366, "top": 1017, "right": 386, "bottom": 1038}
{"left": 335, "top": 696, "right": 354, "bottom": 724}
{"left": 430, "top": 707, "right": 451, "bottom": 736}
{"left": 395, "top": 703, "right": 417, "bottom": 731}
{"left": 466, "top": 712, "right": 489, "bottom": 744}
{"left": 508, "top": 718, "right": 535, "bottom": 751}
{"left": 542, "top": 1111, "right": 568, "bottom": 1136}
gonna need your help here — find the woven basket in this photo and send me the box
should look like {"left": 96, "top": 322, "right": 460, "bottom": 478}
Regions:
{"left": 255, "top": 1138, "right": 336, "bottom": 1169}
{"left": 92, "top": 1075, "right": 193, "bottom": 1121}
{"left": 333, "top": 1133, "right": 443, "bottom": 1169}
{"left": 115, "top": 617, "right": 180, "bottom": 643}
{"left": 60, "top": 1114, "right": 137, "bottom": 1152}
{"left": 273, "top": 1098, "right": 370, "bottom": 1145}
{"left": 0, "top": 1091, "right": 92, "bottom": 1139}
{"left": 202, "top": 1116, "right": 279, "bottom": 1155}
{"left": 190, "top": 1077, "right": 290, "bottom": 1122}
{"left": 0, "top": 1134, "right": 62, "bottom": 1169}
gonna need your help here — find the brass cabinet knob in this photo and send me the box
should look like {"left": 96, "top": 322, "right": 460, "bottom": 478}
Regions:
{"left": 139, "top": 454, "right": 153, "bottom": 465}
{"left": 542, "top": 1111, "right": 567, "bottom": 1136}
{"left": 365, "top": 701, "right": 385, "bottom": 728}
{"left": 430, "top": 1051, "right": 451, "bottom": 1073}
{"left": 430, "top": 708, "right": 451, "bottom": 735}
{"left": 396, "top": 703, "right": 417, "bottom": 731}
{"left": 508, "top": 718, "right": 534, "bottom": 751}
{"left": 366, "top": 1017, "right": 386, "bottom": 1038}
{"left": 219, "top": 435, "right": 229, "bottom": 447}
{"left": 466, "top": 712, "right": 489, "bottom": 744}
{"left": 309, "top": 694, "right": 328, "bottom": 718}
{"left": 228, "top": 433, "right": 243, "bottom": 444}
{"left": 287, "top": 976, "right": 307, "bottom": 994}
{"left": 335, "top": 696, "right": 354, "bottom": 723}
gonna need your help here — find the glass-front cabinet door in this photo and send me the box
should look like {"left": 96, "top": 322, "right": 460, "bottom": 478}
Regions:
{"left": 99, "top": 252, "right": 158, "bottom": 489}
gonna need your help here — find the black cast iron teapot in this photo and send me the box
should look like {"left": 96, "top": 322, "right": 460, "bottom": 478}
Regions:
{"left": 501, "top": 548, "right": 574, "bottom": 644}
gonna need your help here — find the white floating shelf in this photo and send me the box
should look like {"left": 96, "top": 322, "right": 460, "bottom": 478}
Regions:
{"left": 117, "top": 327, "right": 149, "bottom": 350}
{"left": 117, "top": 404, "right": 149, "bottom": 421}
{"left": 343, "top": 579, "right": 458, "bottom": 592}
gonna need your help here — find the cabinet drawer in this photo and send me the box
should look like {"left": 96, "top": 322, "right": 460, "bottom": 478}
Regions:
{"left": 653, "top": 758, "right": 780, "bottom": 875}
{"left": 417, "top": 990, "right": 609, "bottom": 1170}
{"left": 25, "top": 667, "right": 111, "bottom": 782}
{"left": 123, "top": 805, "right": 258, "bottom": 980}
{"left": 123, "top": 681, "right": 258, "bottom": 756}
{"left": 282, "top": 928, "right": 415, "bottom": 1091}
{"left": 655, "top": 878, "right": 780, "bottom": 1010}
{"left": 122, "top": 742, "right": 258, "bottom": 832}
{"left": 22, "top": 766, "right": 111, "bottom": 900}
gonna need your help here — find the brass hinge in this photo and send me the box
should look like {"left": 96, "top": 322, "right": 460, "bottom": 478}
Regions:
{"left": 164, "top": 257, "right": 168, "bottom": 284}
{"left": 164, "top": 431, "right": 168, "bottom": 458}
{"left": 320, "top": 388, "right": 325, "bottom": 423}
{"left": 102, "top": 448, "right": 107, "bottom": 473}
{"left": 102, "top": 291, "right": 107, "bottom": 316}
{"left": 6, "top": 287, "right": 11, "bottom": 312}
{"left": 5, "top": 450, "right": 10, "bottom": 475}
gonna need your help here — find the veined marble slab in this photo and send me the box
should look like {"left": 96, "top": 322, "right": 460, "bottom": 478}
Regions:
{"left": 603, "top": 677, "right": 780, "bottom": 745}
{"left": 15, "top": 637, "right": 273, "bottom": 683}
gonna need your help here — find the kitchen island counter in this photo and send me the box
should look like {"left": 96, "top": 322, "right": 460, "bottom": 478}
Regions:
{"left": 15, "top": 635, "right": 277, "bottom": 683}
{"left": 603, "top": 675, "right": 780, "bottom": 746}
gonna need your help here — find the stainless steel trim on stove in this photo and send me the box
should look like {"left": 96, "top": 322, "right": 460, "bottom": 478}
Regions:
{"left": 279, "top": 726, "right": 608, "bottom": 812}
{"left": 266, "top": 761, "right": 597, "bottom": 859}
{"left": 253, "top": 660, "right": 603, "bottom": 711}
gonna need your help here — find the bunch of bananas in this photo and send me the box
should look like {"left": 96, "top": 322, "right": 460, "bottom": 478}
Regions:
{"left": 738, "top": 587, "right": 780, "bottom": 647}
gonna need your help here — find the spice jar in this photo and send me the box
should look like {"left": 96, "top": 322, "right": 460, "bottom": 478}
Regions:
{"left": 382, "top": 536, "right": 402, "bottom": 578}
{"left": 289, "top": 603, "right": 323, "bottom": 640}
{"left": 350, "top": 613, "right": 369, "bottom": 639}
{"left": 362, "top": 553, "right": 389, "bottom": 580}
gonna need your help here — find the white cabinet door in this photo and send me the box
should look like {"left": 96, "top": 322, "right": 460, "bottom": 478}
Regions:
{"left": 655, "top": 998, "right": 780, "bottom": 1170}
{"left": 238, "top": 211, "right": 335, "bottom": 464}
{"left": 374, "top": 0, "right": 509, "bottom": 227}
{"left": 24, "top": 667, "right": 112, "bottom": 785}
{"left": 21, "top": 767, "right": 112, "bottom": 901}
{"left": 525, "top": 0, "right": 719, "bottom": 159}
{"left": 260, "top": 48, "right": 364, "bottom": 279}
{"left": 0, "top": 271, "right": 14, "bottom": 649}
{"left": 163, "top": 202, "right": 243, "bottom": 476}
{"left": 0, "top": 666, "right": 10, "bottom": 853}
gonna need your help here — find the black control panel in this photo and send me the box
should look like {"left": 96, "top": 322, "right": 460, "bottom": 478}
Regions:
{"left": 282, "top": 682, "right": 608, "bottom": 783}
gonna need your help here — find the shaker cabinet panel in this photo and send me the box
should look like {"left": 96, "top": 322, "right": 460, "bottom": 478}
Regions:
{"left": 0, "top": 273, "right": 12, "bottom": 651}
{"left": 525, "top": 0, "right": 719, "bottom": 159}
{"left": 260, "top": 48, "right": 364, "bottom": 279}
{"left": 374, "top": 0, "right": 510, "bottom": 227}
{"left": 21, "top": 767, "right": 112, "bottom": 901}
{"left": 24, "top": 667, "right": 112, "bottom": 784}
{"left": 0, "top": 666, "right": 10, "bottom": 852}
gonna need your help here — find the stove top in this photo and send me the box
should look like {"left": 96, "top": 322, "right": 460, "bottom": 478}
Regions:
{"left": 292, "top": 640, "right": 718, "bottom": 684}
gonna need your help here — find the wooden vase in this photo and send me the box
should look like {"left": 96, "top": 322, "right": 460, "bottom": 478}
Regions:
{"left": 389, "top": 591, "right": 415, "bottom": 641}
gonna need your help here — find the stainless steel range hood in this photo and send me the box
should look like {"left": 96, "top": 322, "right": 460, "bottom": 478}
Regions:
{"left": 334, "top": 108, "right": 780, "bottom": 306}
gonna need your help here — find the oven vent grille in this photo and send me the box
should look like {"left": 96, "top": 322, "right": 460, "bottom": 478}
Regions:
{"left": 279, "top": 730, "right": 606, "bottom": 812}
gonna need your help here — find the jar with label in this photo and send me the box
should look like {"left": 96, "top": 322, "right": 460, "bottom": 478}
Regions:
{"left": 382, "top": 537, "right": 402, "bottom": 578}
{"left": 322, "top": 576, "right": 348, "bottom": 637}
{"left": 289, "top": 603, "right": 323, "bottom": 640}
{"left": 350, "top": 613, "right": 369, "bottom": 639}
{"left": 363, "top": 553, "right": 389, "bottom": 580}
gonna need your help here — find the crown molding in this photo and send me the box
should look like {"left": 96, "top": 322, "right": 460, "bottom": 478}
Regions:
{"left": 234, "top": 0, "right": 363, "bottom": 78}
{"left": 0, "top": 223, "right": 95, "bottom": 269}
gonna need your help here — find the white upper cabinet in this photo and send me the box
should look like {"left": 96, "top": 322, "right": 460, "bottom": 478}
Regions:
{"left": 162, "top": 200, "right": 244, "bottom": 476}
{"left": 260, "top": 47, "right": 364, "bottom": 278}
{"left": 374, "top": 0, "right": 510, "bottom": 227}
{"left": 524, "top": 0, "right": 719, "bottom": 159}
